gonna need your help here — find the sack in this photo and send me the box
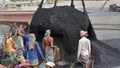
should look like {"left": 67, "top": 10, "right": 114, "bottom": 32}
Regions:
{"left": 54, "top": 47, "right": 60, "bottom": 61}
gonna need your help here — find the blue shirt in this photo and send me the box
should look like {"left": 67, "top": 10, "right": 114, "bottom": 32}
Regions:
{"left": 26, "top": 41, "right": 44, "bottom": 60}
{"left": 22, "top": 34, "right": 30, "bottom": 48}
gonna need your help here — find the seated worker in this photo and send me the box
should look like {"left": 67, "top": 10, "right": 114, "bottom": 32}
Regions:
{"left": 42, "top": 30, "right": 57, "bottom": 68}
{"left": 77, "top": 30, "right": 91, "bottom": 68}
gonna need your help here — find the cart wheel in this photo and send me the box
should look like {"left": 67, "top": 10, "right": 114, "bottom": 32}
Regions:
{"left": 70, "top": 61, "right": 83, "bottom": 68}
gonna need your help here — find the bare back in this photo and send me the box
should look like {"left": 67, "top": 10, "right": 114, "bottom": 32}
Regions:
{"left": 43, "top": 36, "right": 53, "bottom": 46}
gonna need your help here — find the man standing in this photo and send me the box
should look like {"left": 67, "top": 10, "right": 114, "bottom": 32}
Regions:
{"left": 18, "top": 25, "right": 30, "bottom": 59}
{"left": 77, "top": 30, "right": 91, "bottom": 68}
{"left": 42, "top": 30, "right": 56, "bottom": 68}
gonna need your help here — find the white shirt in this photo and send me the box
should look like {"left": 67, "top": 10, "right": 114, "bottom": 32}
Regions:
{"left": 77, "top": 37, "right": 91, "bottom": 58}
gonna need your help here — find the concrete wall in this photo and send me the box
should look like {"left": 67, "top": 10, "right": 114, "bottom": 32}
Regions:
{"left": 90, "top": 15, "right": 120, "bottom": 25}
{"left": 89, "top": 14, "right": 120, "bottom": 41}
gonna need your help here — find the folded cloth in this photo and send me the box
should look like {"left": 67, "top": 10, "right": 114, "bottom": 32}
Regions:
{"left": 46, "top": 62, "right": 55, "bottom": 67}
{"left": 80, "top": 49, "right": 89, "bottom": 64}
{"left": 19, "top": 57, "right": 29, "bottom": 67}
{"left": 79, "top": 54, "right": 89, "bottom": 64}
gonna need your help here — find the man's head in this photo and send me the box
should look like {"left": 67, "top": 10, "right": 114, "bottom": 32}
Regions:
{"left": 45, "top": 29, "right": 51, "bottom": 36}
{"left": 13, "top": 23, "right": 17, "bottom": 28}
{"left": 80, "top": 30, "right": 88, "bottom": 37}
{"left": 5, "top": 33, "right": 10, "bottom": 38}
{"left": 24, "top": 28, "right": 29, "bottom": 34}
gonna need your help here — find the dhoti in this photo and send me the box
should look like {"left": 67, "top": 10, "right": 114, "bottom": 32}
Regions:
{"left": 45, "top": 46, "right": 55, "bottom": 67}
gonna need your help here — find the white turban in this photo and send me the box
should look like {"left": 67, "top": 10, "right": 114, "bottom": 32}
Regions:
{"left": 45, "top": 30, "right": 51, "bottom": 36}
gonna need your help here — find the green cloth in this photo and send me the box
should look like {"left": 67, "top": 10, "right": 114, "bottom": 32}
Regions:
{"left": 1, "top": 50, "right": 16, "bottom": 67}
{"left": 79, "top": 54, "right": 89, "bottom": 64}
{"left": 29, "top": 59, "right": 39, "bottom": 66}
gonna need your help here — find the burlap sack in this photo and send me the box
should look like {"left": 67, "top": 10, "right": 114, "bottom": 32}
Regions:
{"left": 54, "top": 47, "right": 60, "bottom": 61}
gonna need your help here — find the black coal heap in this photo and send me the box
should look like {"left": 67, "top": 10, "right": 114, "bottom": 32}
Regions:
{"left": 30, "top": 6, "right": 120, "bottom": 68}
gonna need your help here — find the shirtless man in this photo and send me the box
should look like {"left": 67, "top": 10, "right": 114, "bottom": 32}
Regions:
{"left": 42, "top": 30, "right": 56, "bottom": 68}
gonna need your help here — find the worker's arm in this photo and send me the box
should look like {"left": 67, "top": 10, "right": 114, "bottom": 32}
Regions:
{"left": 77, "top": 40, "right": 82, "bottom": 62}
{"left": 88, "top": 40, "right": 91, "bottom": 59}
{"left": 50, "top": 38, "right": 57, "bottom": 48}
{"left": 36, "top": 42, "right": 45, "bottom": 59}
{"left": 77, "top": 40, "right": 82, "bottom": 58}
{"left": 17, "top": 25, "right": 23, "bottom": 36}
{"left": 12, "top": 28, "right": 18, "bottom": 40}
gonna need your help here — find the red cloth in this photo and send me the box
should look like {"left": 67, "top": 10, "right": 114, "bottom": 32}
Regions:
{"left": 12, "top": 43, "right": 15, "bottom": 49}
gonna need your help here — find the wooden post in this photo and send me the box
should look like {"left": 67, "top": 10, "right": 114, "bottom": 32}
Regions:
{"left": 54, "top": 0, "right": 58, "bottom": 7}
{"left": 81, "top": 0, "right": 88, "bottom": 16}
{"left": 39, "top": 0, "right": 44, "bottom": 8}
{"left": 71, "top": 0, "right": 75, "bottom": 8}
{"left": 100, "top": 0, "right": 108, "bottom": 10}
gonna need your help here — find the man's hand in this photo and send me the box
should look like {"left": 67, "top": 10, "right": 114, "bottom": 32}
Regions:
{"left": 51, "top": 45, "right": 57, "bottom": 48}
{"left": 43, "top": 58, "right": 46, "bottom": 62}
{"left": 89, "top": 55, "right": 91, "bottom": 60}
{"left": 77, "top": 57, "right": 81, "bottom": 62}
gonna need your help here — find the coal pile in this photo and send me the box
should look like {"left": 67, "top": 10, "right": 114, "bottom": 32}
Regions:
{"left": 30, "top": 6, "right": 120, "bottom": 68}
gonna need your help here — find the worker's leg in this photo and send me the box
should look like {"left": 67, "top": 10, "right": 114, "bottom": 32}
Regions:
{"left": 84, "top": 63, "right": 89, "bottom": 68}
{"left": 46, "top": 65, "right": 54, "bottom": 68}
{"left": 33, "top": 65, "right": 38, "bottom": 68}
